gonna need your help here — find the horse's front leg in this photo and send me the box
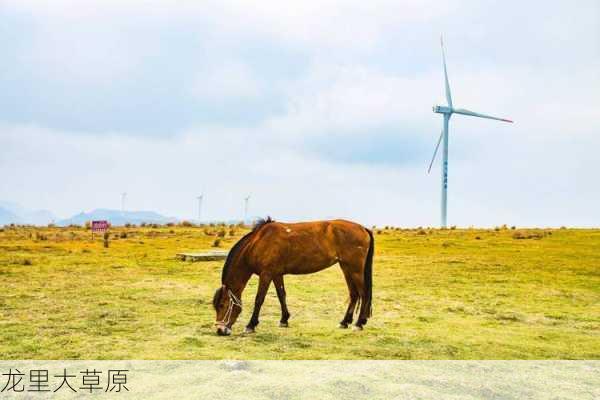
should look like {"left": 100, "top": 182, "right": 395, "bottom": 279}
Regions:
{"left": 273, "top": 275, "right": 290, "bottom": 327}
{"left": 244, "top": 273, "right": 272, "bottom": 334}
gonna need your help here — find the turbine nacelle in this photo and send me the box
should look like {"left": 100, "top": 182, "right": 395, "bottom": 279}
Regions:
{"left": 433, "top": 105, "right": 452, "bottom": 114}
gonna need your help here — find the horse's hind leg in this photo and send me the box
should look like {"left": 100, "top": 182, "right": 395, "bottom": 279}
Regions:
{"left": 339, "top": 265, "right": 359, "bottom": 328}
{"left": 351, "top": 270, "right": 369, "bottom": 330}
{"left": 273, "top": 275, "right": 290, "bottom": 327}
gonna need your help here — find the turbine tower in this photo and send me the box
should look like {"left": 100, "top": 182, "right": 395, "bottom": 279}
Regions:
{"left": 121, "top": 192, "right": 127, "bottom": 215}
{"left": 196, "top": 194, "right": 203, "bottom": 223}
{"left": 429, "top": 36, "right": 513, "bottom": 228}
{"left": 244, "top": 195, "right": 251, "bottom": 224}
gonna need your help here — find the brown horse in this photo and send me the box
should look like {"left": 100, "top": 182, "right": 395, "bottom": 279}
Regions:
{"left": 212, "top": 217, "right": 374, "bottom": 335}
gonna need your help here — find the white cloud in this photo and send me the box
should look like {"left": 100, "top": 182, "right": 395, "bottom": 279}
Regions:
{"left": 1, "top": 1, "right": 599, "bottom": 227}
{"left": 6, "top": 0, "right": 447, "bottom": 49}
{"left": 191, "top": 62, "right": 262, "bottom": 102}
{"left": 267, "top": 64, "right": 439, "bottom": 140}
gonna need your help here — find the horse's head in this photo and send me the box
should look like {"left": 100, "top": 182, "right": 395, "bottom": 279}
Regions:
{"left": 213, "top": 285, "right": 242, "bottom": 336}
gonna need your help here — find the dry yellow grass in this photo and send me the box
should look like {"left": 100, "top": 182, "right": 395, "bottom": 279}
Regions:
{"left": 0, "top": 224, "right": 598, "bottom": 359}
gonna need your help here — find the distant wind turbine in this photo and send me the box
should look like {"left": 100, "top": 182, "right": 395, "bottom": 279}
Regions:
{"left": 196, "top": 194, "right": 204, "bottom": 222}
{"left": 429, "top": 36, "right": 513, "bottom": 228}
{"left": 244, "top": 195, "right": 251, "bottom": 223}
{"left": 121, "top": 192, "right": 127, "bottom": 215}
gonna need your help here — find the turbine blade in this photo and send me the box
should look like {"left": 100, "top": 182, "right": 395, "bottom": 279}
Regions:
{"left": 441, "top": 36, "right": 453, "bottom": 108}
{"left": 427, "top": 128, "right": 444, "bottom": 174}
{"left": 452, "top": 108, "right": 513, "bottom": 123}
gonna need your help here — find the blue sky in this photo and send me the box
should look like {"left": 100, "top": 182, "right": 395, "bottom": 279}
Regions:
{"left": 1, "top": 0, "right": 599, "bottom": 226}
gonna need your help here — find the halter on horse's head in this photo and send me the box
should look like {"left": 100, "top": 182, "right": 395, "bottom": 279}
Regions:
{"left": 213, "top": 285, "right": 242, "bottom": 336}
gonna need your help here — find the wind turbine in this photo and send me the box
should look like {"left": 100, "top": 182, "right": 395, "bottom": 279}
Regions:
{"left": 196, "top": 194, "right": 204, "bottom": 223}
{"left": 244, "top": 195, "right": 251, "bottom": 223}
{"left": 429, "top": 36, "right": 513, "bottom": 228}
{"left": 121, "top": 192, "right": 127, "bottom": 215}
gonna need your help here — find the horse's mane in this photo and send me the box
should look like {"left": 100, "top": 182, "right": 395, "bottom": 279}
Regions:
{"left": 220, "top": 217, "right": 274, "bottom": 284}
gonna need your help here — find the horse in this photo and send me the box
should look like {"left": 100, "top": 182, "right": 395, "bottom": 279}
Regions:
{"left": 212, "top": 217, "right": 374, "bottom": 335}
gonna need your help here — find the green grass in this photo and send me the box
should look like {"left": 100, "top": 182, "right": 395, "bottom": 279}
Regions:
{"left": 0, "top": 225, "right": 598, "bottom": 359}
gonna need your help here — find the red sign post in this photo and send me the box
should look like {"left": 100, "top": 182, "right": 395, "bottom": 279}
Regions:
{"left": 91, "top": 220, "right": 109, "bottom": 238}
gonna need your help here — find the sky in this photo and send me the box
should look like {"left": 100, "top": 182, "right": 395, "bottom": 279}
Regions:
{"left": 1, "top": 0, "right": 599, "bottom": 227}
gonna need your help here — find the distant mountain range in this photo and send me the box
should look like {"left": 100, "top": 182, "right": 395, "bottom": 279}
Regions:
{"left": 57, "top": 209, "right": 178, "bottom": 226}
{"left": 0, "top": 200, "right": 260, "bottom": 227}
{"left": 0, "top": 201, "right": 177, "bottom": 227}
{"left": 0, "top": 201, "right": 56, "bottom": 226}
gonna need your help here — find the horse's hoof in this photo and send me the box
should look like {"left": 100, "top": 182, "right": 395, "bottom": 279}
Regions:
{"left": 352, "top": 325, "right": 363, "bottom": 331}
{"left": 244, "top": 327, "right": 255, "bottom": 334}
{"left": 338, "top": 323, "right": 349, "bottom": 329}
{"left": 279, "top": 322, "right": 289, "bottom": 328}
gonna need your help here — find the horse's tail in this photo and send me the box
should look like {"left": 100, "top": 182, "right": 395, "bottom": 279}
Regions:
{"left": 364, "top": 228, "right": 374, "bottom": 317}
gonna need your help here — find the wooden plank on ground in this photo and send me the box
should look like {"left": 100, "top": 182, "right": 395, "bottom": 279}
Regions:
{"left": 176, "top": 250, "right": 229, "bottom": 262}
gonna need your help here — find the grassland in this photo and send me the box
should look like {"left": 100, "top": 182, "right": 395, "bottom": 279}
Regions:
{"left": 0, "top": 224, "right": 598, "bottom": 359}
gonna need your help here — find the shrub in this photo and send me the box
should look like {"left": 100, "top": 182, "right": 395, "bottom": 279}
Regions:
{"left": 475, "top": 236, "right": 481, "bottom": 240}
{"left": 450, "top": 225, "right": 456, "bottom": 230}
{"left": 22, "top": 259, "right": 33, "bottom": 266}
{"left": 229, "top": 229, "right": 236, "bottom": 236}
{"left": 179, "top": 221, "right": 193, "bottom": 227}
{"left": 212, "top": 238, "right": 221, "bottom": 247}
{"left": 119, "top": 232, "right": 128, "bottom": 239}
{"left": 35, "top": 232, "right": 47, "bottom": 241}
{"left": 417, "top": 229, "right": 427, "bottom": 235}
{"left": 513, "top": 231, "right": 545, "bottom": 240}
{"left": 217, "top": 229, "right": 226, "bottom": 238}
